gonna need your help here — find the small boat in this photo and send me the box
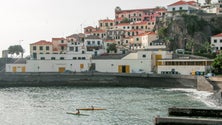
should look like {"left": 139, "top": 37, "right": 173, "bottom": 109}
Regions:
{"left": 76, "top": 107, "right": 106, "bottom": 111}
{"left": 66, "top": 112, "right": 89, "bottom": 116}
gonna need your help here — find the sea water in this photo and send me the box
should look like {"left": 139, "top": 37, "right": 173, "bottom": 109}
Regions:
{"left": 0, "top": 87, "right": 220, "bottom": 125}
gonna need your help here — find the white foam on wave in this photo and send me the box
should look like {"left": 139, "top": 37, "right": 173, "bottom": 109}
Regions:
{"left": 167, "top": 88, "right": 221, "bottom": 108}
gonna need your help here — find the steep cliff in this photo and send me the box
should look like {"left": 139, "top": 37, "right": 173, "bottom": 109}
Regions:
{"left": 155, "top": 14, "right": 222, "bottom": 57}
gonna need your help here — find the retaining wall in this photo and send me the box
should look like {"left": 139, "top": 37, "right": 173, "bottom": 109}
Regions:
{"left": 0, "top": 72, "right": 197, "bottom": 88}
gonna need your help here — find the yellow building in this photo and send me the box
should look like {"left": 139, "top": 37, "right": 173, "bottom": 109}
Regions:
{"left": 30, "top": 40, "right": 53, "bottom": 60}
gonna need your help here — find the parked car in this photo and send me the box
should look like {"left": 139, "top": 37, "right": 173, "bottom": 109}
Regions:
{"left": 204, "top": 73, "right": 215, "bottom": 78}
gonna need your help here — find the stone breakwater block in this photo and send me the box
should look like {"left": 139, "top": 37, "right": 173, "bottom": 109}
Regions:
{"left": 154, "top": 116, "right": 222, "bottom": 125}
{"left": 168, "top": 107, "right": 222, "bottom": 118}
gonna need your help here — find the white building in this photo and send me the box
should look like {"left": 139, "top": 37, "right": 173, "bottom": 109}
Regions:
{"left": 84, "top": 35, "right": 105, "bottom": 56}
{"left": 167, "top": 0, "right": 198, "bottom": 16}
{"left": 211, "top": 33, "right": 222, "bottom": 53}
{"left": 6, "top": 50, "right": 170, "bottom": 74}
{"left": 157, "top": 59, "right": 213, "bottom": 75}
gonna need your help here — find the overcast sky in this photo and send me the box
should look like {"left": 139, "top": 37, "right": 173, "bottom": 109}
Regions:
{"left": 0, "top": 0, "right": 215, "bottom": 57}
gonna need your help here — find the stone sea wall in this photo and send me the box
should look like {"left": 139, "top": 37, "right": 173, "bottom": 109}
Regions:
{"left": 0, "top": 72, "right": 197, "bottom": 88}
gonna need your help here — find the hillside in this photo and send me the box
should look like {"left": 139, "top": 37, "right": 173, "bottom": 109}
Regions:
{"left": 155, "top": 14, "right": 222, "bottom": 58}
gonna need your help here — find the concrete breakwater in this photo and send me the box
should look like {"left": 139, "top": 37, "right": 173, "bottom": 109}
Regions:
{"left": 0, "top": 72, "right": 197, "bottom": 88}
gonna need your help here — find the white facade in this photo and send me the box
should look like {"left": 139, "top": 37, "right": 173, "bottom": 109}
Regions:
{"left": 211, "top": 33, "right": 222, "bottom": 52}
{"left": 6, "top": 51, "right": 156, "bottom": 73}
{"left": 84, "top": 36, "right": 105, "bottom": 56}
{"left": 157, "top": 59, "right": 213, "bottom": 75}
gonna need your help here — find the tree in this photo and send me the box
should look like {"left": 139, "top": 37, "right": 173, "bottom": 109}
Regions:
{"left": 212, "top": 53, "right": 222, "bottom": 74}
{"left": 107, "top": 43, "right": 117, "bottom": 53}
{"left": 8, "top": 45, "right": 24, "bottom": 58}
{"left": 120, "top": 18, "right": 131, "bottom": 24}
{"left": 186, "top": 40, "right": 195, "bottom": 54}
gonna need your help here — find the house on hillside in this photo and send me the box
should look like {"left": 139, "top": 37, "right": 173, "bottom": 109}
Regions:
{"left": 167, "top": 0, "right": 199, "bottom": 16}
{"left": 30, "top": 40, "right": 53, "bottom": 60}
{"left": 211, "top": 33, "right": 222, "bottom": 53}
{"left": 84, "top": 35, "right": 105, "bottom": 56}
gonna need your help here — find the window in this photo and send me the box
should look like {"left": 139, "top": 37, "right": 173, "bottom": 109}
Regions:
{"left": 82, "top": 57, "right": 86, "bottom": 60}
{"left": 179, "top": 7, "right": 183, "bottom": 10}
{"left": 73, "top": 57, "right": 77, "bottom": 60}
{"left": 40, "top": 57, "right": 45, "bottom": 60}
{"left": 60, "top": 57, "right": 64, "bottom": 60}
{"left": 214, "top": 40, "right": 217, "bottom": 43}
{"left": 136, "top": 38, "right": 139, "bottom": 41}
{"left": 100, "top": 23, "right": 102, "bottom": 27}
{"left": 82, "top": 51, "right": 85, "bottom": 54}
{"left": 142, "top": 54, "right": 146, "bottom": 58}
{"left": 46, "top": 46, "right": 49, "bottom": 50}
{"left": 126, "top": 40, "right": 128, "bottom": 43}
{"left": 69, "top": 47, "right": 74, "bottom": 51}
{"left": 78, "top": 57, "right": 81, "bottom": 60}
{"left": 87, "top": 41, "right": 91, "bottom": 45}
{"left": 172, "top": 8, "right": 175, "bottom": 11}
{"left": 220, "top": 39, "right": 222, "bottom": 43}
{"left": 105, "top": 23, "right": 108, "bottom": 27}
{"left": 92, "top": 41, "right": 95, "bottom": 44}
{"left": 97, "top": 41, "right": 101, "bottom": 45}
{"left": 39, "top": 46, "right": 43, "bottom": 50}
{"left": 33, "top": 46, "right": 36, "bottom": 50}
{"left": 51, "top": 57, "right": 55, "bottom": 60}
{"left": 75, "top": 47, "right": 78, "bottom": 52}
{"left": 220, "top": 47, "right": 222, "bottom": 50}
{"left": 110, "top": 23, "right": 113, "bottom": 26}
{"left": 61, "top": 40, "right": 64, "bottom": 43}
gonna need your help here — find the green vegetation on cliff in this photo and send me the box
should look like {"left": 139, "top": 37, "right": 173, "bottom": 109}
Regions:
{"left": 156, "top": 14, "right": 222, "bottom": 58}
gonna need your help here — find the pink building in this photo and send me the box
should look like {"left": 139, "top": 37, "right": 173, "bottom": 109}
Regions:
{"left": 115, "top": 7, "right": 167, "bottom": 25}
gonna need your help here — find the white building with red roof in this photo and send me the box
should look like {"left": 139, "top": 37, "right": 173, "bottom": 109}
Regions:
{"left": 211, "top": 33, "right": 222, "bottom": 53}
{"left": 167, "top": 0, "right": 199, "bottom": 16}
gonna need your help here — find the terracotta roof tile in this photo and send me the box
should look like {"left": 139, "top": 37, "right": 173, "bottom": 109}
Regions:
{"left": 116, "top": 23, "right": 130, "bottom": 26}
{"left": 52, "top": 38, "right": 65, "bottom": 41}
{"left": 30, "top": 40, "right": 52, "bottom": 45}
{"left": 132, "top": 22, "right": 147, "bottom": 25}
{"left": 99, "top": 19, "right": 115, "bottom": 22}
{"left": 168, "top": 0, "right": 196, "bottom": 7}
{"left": 212, "top": 33, "right": 222, "bottom": 37}
{"left": 92, "top": 29, "right": 106, "bottom": 33}
{"left": 84, "top": 26, "right": 95, "bottom": 29}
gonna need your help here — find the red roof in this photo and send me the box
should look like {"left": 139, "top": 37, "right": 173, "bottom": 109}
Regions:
{"left": 92, "top": 29, "right": 106, "bottom": 33}
{"left": 30, "top": 40, "right": 52, "bottom": 45}
{"left": 212, "top": 33, "right": 222, "bottom": 37}
{"left": 59, "top": 44, "right": 67, "bottom": 47}
{"left": 132, "top": 22, "right": 147, "bottom": 25}
{"left": 52, "top": 38, "right": 65, "bottom": 41}
{"left": 99, "top": 19, "right": 114, "bottom": 22}
{"left": 168, "top": 0, "right": 196, "bottom": 7}
{"left": 104, "top": 40, "right": 115, "bottom": 43}
{"left": 116, "top": 23, "right": 130, "bottom": 26}
{"left": 84, "top": 26, "right": 95, "bottom": 29}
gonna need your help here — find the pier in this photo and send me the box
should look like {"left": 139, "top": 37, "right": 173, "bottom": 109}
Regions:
{"left": 168, "top": 107, "right": 222, "bottom": 118}
{"left": 154, "top": 107, "right": 222, "bottom": 125}
{"left": 154, "top": 116, "right": 222, "bottom": 125}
